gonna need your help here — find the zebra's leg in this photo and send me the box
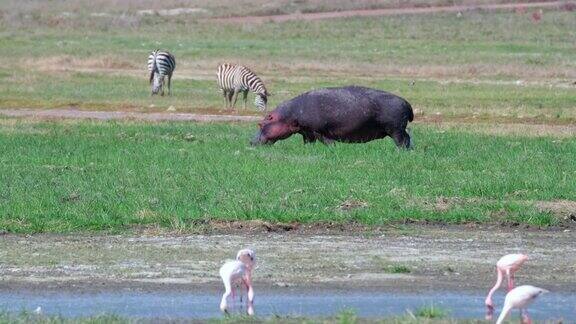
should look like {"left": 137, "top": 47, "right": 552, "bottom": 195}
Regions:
{"left": 231, "top": 89, "right": 240, "bottom": 110}
{"left": 221, "top": 90, "right": 228, "bottom": 109}
{"left": 226, "top": 91, "right": 234, "bottom": 109}
{"left": 242, "top": 90, "right": 248, "bottom": 109}
{"left": 167, "top": 73, "right": 172, "bottom": 96}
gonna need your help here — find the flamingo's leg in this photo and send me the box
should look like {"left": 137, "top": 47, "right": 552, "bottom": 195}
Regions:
{"left": 485, "top": 304, "right": 494, "bottom": 321}
{"left": 508, "top": 272, "right": 515, "bottom": 291}
{"left": 243, "top": 277, "right": 255, "bottom": 316}
{"left": 220, "top": 282, "right": 232, "bottom": 315}
{"left": 485, "top": 267, "right": 503, "bottom": 320}
{"left": 521, "top": 309, "right": 532, "bottom": 324}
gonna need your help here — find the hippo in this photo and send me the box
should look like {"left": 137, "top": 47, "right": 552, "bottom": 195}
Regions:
{"left": 250, "top": 86, "right": 414, "bottom": 148}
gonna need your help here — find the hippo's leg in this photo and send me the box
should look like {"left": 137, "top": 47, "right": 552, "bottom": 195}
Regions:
{"left": 301, "top": 131, "right": 317, "bottom": 144}
{"left": 318, "top": 136, "right": 335, "bottom": 145}
{"left": 391, "top": 130, "right": 411, "bottom": 149}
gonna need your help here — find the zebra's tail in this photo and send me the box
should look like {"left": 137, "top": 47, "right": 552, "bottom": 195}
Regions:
{"left": 149, "top": 50, "right": 158, "bottom": 85}
{"left": 149, "top": 69, "right": 155, "bottom": 85}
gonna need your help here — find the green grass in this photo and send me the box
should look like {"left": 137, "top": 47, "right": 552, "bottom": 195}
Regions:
{"left": 0, "top": 3, "right": 574, "bottom": 233}
{"left": 0, "top": 0, "right": 538, "bottom": 19}
{"left": 0, "top": 119, "right": 573, "bottom": 233}
{"left": 413, "top": 305, "right": 449, "bottom": 319}
{"left": 0, "top": 311, "right": 486, "bottom": 324}
{"left": 0, "top": 312, "right": 126, "bottom": 324}
{"left": 1, "top": 69, "right": 575, "bottom": 121}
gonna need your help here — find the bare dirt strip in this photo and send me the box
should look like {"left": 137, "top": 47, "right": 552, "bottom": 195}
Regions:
{"left": 0, "top": 108, "right": 261, "bottom": 123}
{"left": 209, "top": 1, "right": 565, "bottom": 24}
{"left": 0, "top": 226, "right": 575, "bottom": 294}
{"left": 2, "top": 109, "right": 576, "bottom": 138}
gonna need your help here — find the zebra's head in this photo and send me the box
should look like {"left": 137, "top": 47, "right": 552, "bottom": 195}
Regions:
{"left": 255, "top": 93, "right": 268, "bottom": 111}
{"left": 151, "top": 73, "right": 164, "bottom": 95}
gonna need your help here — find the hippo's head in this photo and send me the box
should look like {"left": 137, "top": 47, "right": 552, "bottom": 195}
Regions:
{"left": 250, "top": 112, "right": 299, "bottom": 145}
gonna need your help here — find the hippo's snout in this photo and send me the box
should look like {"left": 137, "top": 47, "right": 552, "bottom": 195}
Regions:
{"left": 250, "top": 131, "right": 264, "bottom": 146}
{"left": 250, "top": 130, "right": 273, "bottom": 146}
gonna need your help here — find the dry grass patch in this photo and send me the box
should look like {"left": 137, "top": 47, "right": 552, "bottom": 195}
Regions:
{"left": 203, "top": 60, "right": 576, "bottom": 81}
{"left": 417, "top": 196, "right": 576, "bottom": 226}
{"left": 24, "top": 55, "right": 139, "bottom": 73}
{"left": 535, "top": 200, "right": 576, "bottom": 219}
{"left": 430, "top": 122, "right": 576, "bottom": 138}
{"left": 338, "top": 199, "right": 370, "bottom": 211}
{"left": 13, "top": 55, "right": 576, "bottom": 89}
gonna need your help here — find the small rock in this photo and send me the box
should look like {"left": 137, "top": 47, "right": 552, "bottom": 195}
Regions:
{"left": 61, "top": 192, "right": 80, "bottom": 203}
{"left": 167, "top": 106, "right": 176, "bottom": 112}
{"left": 149, "top": 198, "right": 159, "bottom": 205}
{"left": 149, "top": 104, "right": 156, "bottom": 108}
{"left": 183, "top": 133, "right": 196, "bottom": 142}
{"left": 274, "top": 282, "right": 290, "bottom": 287}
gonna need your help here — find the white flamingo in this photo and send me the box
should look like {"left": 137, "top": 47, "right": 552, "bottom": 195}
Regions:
{"left": 485, "top": 253, "right": 528, "bottom": 319}
{"left": 219, "top": 248, "right": 256, "bottom": 315}
{"left": 496, "top": 285, "right": 548, "bottom": 324}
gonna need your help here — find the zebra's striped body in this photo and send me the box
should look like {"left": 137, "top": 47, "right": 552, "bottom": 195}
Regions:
{"left": 148, "top": 50, "right": 176, "bottom": 96}
{"left": 217, "top": 63, "right": 268, "bottom": 111}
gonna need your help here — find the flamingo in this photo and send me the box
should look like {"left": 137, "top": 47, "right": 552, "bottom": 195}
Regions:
{"left": 485, "top": 254, "right": 528, "bottom": 320}
{"left": 219, "top": 248, "right": 256, "bottom": 315}
{"left": 496, "top": 285, "right": 548, "bottom": 324}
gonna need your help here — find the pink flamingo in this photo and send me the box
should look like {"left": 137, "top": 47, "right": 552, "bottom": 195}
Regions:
{"left": 219, "top": 248, "right": 256, "bottom": 315}
{"left": 485, "top": 254, "right": 528, "bottom": 320}
{"left": 496, "top": 285, "right": 548, "bottom": 324}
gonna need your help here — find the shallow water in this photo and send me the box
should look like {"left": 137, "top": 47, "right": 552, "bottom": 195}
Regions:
{"left": 0, "top": 290, "right": 573, "bottom": 320}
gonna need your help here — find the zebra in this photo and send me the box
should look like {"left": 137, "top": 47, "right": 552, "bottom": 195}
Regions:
{"left": 147, "top": 50, "right": 176, "bottom": 96}
{"left": 217, "top": 63, "right": 269, "bottom": 111}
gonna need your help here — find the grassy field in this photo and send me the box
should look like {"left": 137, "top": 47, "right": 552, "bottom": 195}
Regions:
{"left": 0, "top": 6, "right": 575, "bottom": 119}
{"left": 0, "top": 119, "right": 574, "bottom": 233}
{"left": 0, "top": 1, "right": 575, "bottom": 233}
{"left": 0, "top": 0, "right": 550, "bottom": 19}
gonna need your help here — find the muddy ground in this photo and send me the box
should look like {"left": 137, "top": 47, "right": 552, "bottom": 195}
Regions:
{"left": 0, "top": 226, "right": 574, "bottom": 294}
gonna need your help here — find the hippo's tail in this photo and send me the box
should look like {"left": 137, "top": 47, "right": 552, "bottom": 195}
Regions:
{"left": 405, "top": 101, "right": 414, "bottom": 122}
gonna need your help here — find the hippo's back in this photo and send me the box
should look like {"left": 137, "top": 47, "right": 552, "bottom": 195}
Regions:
{"left": 279, "top": 87, "right": 376, "bottom": 124}
{"left": 279, "top": 86, "right": 412, "bottom": 125}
